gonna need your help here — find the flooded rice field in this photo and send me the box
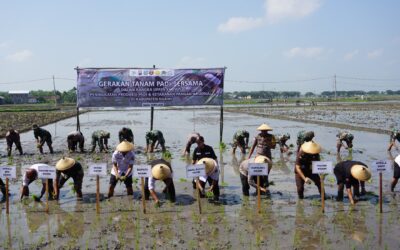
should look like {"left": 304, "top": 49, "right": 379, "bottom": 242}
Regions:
{"left": 0, "top": 108, "right": 400, "bottom": 249}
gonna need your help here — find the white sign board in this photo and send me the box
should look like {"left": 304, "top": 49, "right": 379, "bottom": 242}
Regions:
{"left": 88, "top": 163, "right": 107, "bottom": 176}
{"left": 38, "top": 165, "right": 56, "bottom": 179}
{"left": 133, "top": 165, "right": 151, "bottom": 178}
{"left": 372, "top": 160, "right": 390, "bottom": 172}
{"left": 0, "top": 166, "right": 16, "bottom": 179}
{"left": 186, "top": 164, "right": 206, "bottom": 178}
{"left": 312, "top": 161, "right": 333, "bottom": 174}
{"left": 248, "top": 163, "right": 268, "bottom": 176}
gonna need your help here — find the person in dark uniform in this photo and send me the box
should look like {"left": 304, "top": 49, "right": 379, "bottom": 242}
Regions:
{"left": 388, "top": 129, "right": 400, "bottom": 152}
{"left": 91, "top": 130, "right": 110, "bottom": 153}
{"left": 192, "top": 136, "right": 217, "bottom": 163}
{"left": 336, "top": 131, "right": 354, "bottom": 153}
{"left": 334, "top": 161, "right": 371, "bottom": 205}
{"left": 182, "top": 132, "right": 200, "bottom": 155}
{"left": 239, "top": 156, "right": 271, "bottom": 196}
{"left": 119, "top": 127, "right": 134, "bottom": 143}
{"left": 232, "top": 130, "right": 250, "bottom": 154}
{"left": 144, "top": 159, "right": 176, "bottom": 205}
{"left": 67, "top": 131, "right": 85, "bottom": 153}
{"left": 0, "top": 179, "right": 6, "bottom": 202}
{"left": 296, "top": 130, "right": 314, "bottom": 153}
{"left": 6, "top": 128, "right": 23, "bottom": 156}
{"left": 145, "top": 130, "right": 166, "bottom": 153}
{"left": 54, "top": 157, "right": 84, "bottom": 200}
{"left": 20, "top": 163, "right": 54, "bottom": 201}
{"left": 276, "top": 133, "right": 290, "bottom": 153}
{"left": 248, "top": 123, "right": 276, "bottom": 159}
{"left": 390, "top": 154, "right": 400, "bottom": 192}
{"left": 32, "top": 124, "right": 54, "bottom": 154}
{"left": 295, "top": 141, "right": 323, "bottom": 199}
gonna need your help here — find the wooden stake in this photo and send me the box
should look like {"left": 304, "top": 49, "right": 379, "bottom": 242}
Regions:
{"left": 321, "top": 175, "right": 325, "bottom": 213}
{"left": 141, "top": 177, "right": 146, "bottom": 214}
{"left": 379, "top": 172, "right": 383, "bottom": 213}
{"left": 196, "top": 177, "right": 202, "bottom": 214}
{"left": 45, "top": 179, "right": 49, "bottom": 213}
{"left": 5, "top": 178, "right": 9, "bottom": 214}
{"left": 219, "top": 106, "right": 223, "bottom": 143}
{"left": 96, "top": 175, "right": 100, "bottom": 214}
{"left": 257, "top": 176, "right": 261, "bottom": 214}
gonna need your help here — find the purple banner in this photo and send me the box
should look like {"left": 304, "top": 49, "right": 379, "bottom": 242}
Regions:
{"left": 76, "top": 68, "right": 224, "bottom": 107}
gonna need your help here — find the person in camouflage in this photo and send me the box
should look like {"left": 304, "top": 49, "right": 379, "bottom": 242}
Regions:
{"left": 145, "top": 130, "right": 166, "bottom": 153}
{"left": 6, "top": 129, "right": 23, "bottom": 156}
{"left": 388, "top": 129, "right": 400, "bottom": 152}
{"left": 336, "top": 131, "right": 354, "bottom": 153}
{"left": 232, "top": 130, "right": 250, "bottom": 154}
{"left": 296, "top": 130, "right": 315, "bottom": 153}
{"left": 32, "top": 124, "right": 53, "bottom": 154}
{"left": 276, "top": 133, "right": 290, "bottom": 153}
{"left": 91, "top": 130, "right": 110, "bottom": 153}
{"left": 118, "top": 127, "right": 134, "bottom": 143}
{"left": 67, "top": 131, "right": 85, "bottom": 153}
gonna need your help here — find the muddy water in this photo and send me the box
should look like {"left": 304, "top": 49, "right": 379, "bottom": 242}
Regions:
{"left": 0, "top": 109, "right": 399, "bottom": 249}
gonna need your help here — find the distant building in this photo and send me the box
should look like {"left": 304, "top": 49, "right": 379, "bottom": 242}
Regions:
{"left": 8, "top": 90, "right": 31, "bottom": 104}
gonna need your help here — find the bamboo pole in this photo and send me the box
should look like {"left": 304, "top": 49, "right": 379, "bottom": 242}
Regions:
{"left": 141, "top": 177, "right": 146, "bottom": 214}
{"left": 96, "top": 175, "right": 100, "bottom": 214}
{"left": 257, "top": 176, "right": 261, "bottom": 214}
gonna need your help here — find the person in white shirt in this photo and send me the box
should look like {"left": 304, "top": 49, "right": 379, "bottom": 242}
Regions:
{"left": 20, "top": 163, "right": 54, "bottom": 201}
{"left": 193, "top": 157, "right": 220, "bottom": 201}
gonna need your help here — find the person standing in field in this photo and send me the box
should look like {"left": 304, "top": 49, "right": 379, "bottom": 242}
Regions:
{"left": 6, "top": 128, "right": 23, "bottom": 156}
{"left": 296, "top": 130, "right": 315, "bottom": 153}
{"left": 248, "top": 123, "right": 276, "bottom": 159}
{"left": 145, "top": 130, "right": 166, "bottom": 153}
{"left": 67, "top": 131, "right": 85, "bottom": 153}
{"left": 336, "top": 131, "right": 354, "bottom": 153}
{"left": 32, "top": 124, "right": 54, "bottom": 154}
{"left": 119, "top": 127, "right": 134, "bottom": 143}
{"left": 388, "top": 129, "right": 400, "bottom": 152}
{"left": 183, "top": 132, "right": 200, "bottom": 156}
{"left": 232, "top": 130, "right": 250, "bottom": 154}
{"left": 91, "top": 130, "right": 110, "bottom": 153}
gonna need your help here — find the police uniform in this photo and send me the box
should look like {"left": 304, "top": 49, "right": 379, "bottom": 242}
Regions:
{"left": 6, "top": 129, "right": 23, "bottom": 156}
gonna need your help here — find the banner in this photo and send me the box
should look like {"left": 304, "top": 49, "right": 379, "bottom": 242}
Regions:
{"left": 76, "top": 68, "right": 224, "bottom": 107}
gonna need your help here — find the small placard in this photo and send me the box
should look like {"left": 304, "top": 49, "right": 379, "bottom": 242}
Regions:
{"left": 372, "top": 160, "right": 390, "bottom": 172}
{"left": 38, "top": 165, "right": 56, "bottom": 179}
{"left": 133, "top": 165, "right": 151, "bottom": 177}
{"left": 312, "top": 161, "right": 333, "bottom": 174}
{"left": 88, "top": 163, "right": 107, "bottom": 176}
{"left": 186, "top": 164, "right": 206, "bottom": 178}
{"left": 248, "top": 163, "right": 268, "bottom": 176}
{"left": 0, "top": 166, "right": 16, "bottom": 179}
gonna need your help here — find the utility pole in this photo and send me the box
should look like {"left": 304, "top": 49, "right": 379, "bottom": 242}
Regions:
{"left": 333, "top": 74, "right": 337, "bottom": 101}
{"left": 52, "top": 75, "right": 57, "bottom": 107}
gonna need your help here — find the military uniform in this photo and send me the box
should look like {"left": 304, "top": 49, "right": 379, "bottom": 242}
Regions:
{"left": 252, "top": 133, "right": 276, "bottom": 159}
{"left": 6, "top": 129, "right": 23, "bottom": 156}
{"left": 145, "top": 130, "right": 166, "bottom": 152}
{"left": 232, "top": 130, "right": 250, "bottom": 154}
{"left": 91, "top": 130, "right": 110, "bottom": 152}
{"left": 276, "top": 133, "right": 290, "bottom": 153}
{"left": 119, "top": 127, "right": 134, "bottom": 143}
{"left": 67, "top": 131, "right": 85, "bottom": 152}
{"left": 33, "top": 126, "right": 53, "bottom": 154}
{"left": 296, "top": 131, "right": 314, "bottom": 152}
{"left": 336, "top": 131, "right": 354, "bottom": 152}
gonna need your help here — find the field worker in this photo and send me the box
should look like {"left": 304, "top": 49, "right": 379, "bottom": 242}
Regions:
{"left": 32, "top": 124, "right": 54, "bottom": 154}
{"left": 182, "top": 132, "right": 201, "bottom": 155}
{"left": 248, "top": 123, "right": 276, "bottom": 160}
{"left": 67, "top": 131, "right": 85, "bottom": 153}
{"left": 334, "top": 161, "right": 371, "bottom": 205}
{"left": 145, "top": 130, "right": 166, "bottom": 153}
{"left": 232, "top": 130, "right": 250, "bottom": 154}
{"left": 388, "top": 129, "right": 400, "bottom": 151}
{"left": 192, "top": 136, "right": 217, "bottom": 163}
{"left": 276, "top": 133, "right": 290, "bottom": 153}
{"left": 108, "top": 141, "right": 135, "bottom": 198}
{"left": 6, "top": 128, "right": 23, "bottom": 156}
{"left": 144, "top": 159, "right": 176, "bottom": 205}
{"left": 54, "top": 157, "right": 84, "bottom": 200}
{"left": 194, "top": 158, "right": 220, "bottom": 201}
{"left": 296, "top": 130, "right": 315, "bottom": 152}
{"left": 239, "top": 156, "right": 272, "bottom": 196}
{"left": 20, "top": 163, "right": 54, "bottom": 201}
{"left": 119, "top": 127, "right": 134, "bottom": 143}
{"left": 91, "top": 130, "right": 110, "bottom": 153}
{"left": 390, "top": 154, "right": 400, "bottom": 192}
{"left": 295, "top": 141, "right": 323, "bottom": 199}
{"left": 336, "top": 131, "right": 354, "bottom": 153}
{"left": 0, "top": 179, "right": 6, "bottom": 202}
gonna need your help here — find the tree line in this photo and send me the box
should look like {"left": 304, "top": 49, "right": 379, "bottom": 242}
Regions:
{"left": 0, "top": 88, "right": 77, "bottom": 104}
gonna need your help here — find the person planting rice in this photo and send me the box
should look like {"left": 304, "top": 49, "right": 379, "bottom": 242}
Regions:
{"left": 6, "top": 128, "right": 23, "bottom": 157}
{"left": 232, "top": 130, "right": 250, "bottom": 154}
{"left": 144, "top": 159, "right": 176, "bottom": 205}
{"left": 248, "top": 123, "right": 276, "bottom": 159}
{"left": 334, "top": 161, "right": 371, "bottom": 205}
{"left": 295, "top": 141, "right": 323, "bottom": 199}
{"left": 336, "top": 131, "right": 354, "bottom": 153}
{"left": 388, "top": 129, "right": 400, "bottom": 152}
{"left": 20, "top": 163, "right": 54, "bottom": 201}
{"left": 239, "top": 156, "right": 272, "bottom": 196}
{"left": 182, "top": 132, "right": 200, "bottom": 155}
{"left": 0, "top": 178, "right": 6, "bottom": 202}
{"left": 296, "top": 130, "right": 315, "bottom": 153}
{"left": 276, "top": 133, "right": 290, "bottom": 153}
{"left": 91, "top": 130, "right": 110, "bottom": 153}
{"left": 390, "top": 154, "right": 400, "bottom": 192}
{"left": 145, "top": 130, "right": 166, "bottom": 153}
{"left": 67, "top": 131, "right": 85, "bottom": 153}
{"left": 108, "top": 141, "right": 135, "bottom": 198}
{"left": 119, "top": 127, "right": 134, "bottom": 143}
{"left": 32, "top": 124, "right": 54, "bottom": 154}
{"left": 54, "top": 157, "right": 84, "bottom": 200}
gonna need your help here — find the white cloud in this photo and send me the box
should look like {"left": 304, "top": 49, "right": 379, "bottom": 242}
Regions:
{"left": 6, "top": 49, "right": 33, "bottom": 62}
{"left": 344, "top": 50, "right": 359, "bottom": 60}
{"left": 284, "top": 47, "right": 324, "bottom": 58}
{"left": 367, "top": 48, "right": 383, "bottom": 59}
{"left": 0, "top": 42, "right": 8, "bottom": 48}
{"left": 77, "top": 58, "right": 92, "bottom": 67}
{"left": 176, "top": 56, "right": 206, "bottom": 68}
{"left": 218, "top": 17, "right": 264, "bottom": 33}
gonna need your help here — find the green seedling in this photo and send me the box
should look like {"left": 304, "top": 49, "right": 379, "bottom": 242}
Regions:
{"left": 220, "top": 182, "right": 228, "bottom": 187}
{"left": 179, "top": 178, "right": 187, "bottom": 182}
{"left": 289, "top": 143, "right": 294, "bottom": 148}
{"left": 132, "top": 178, "right": 139, "bottom": 184}
{"left": 68, "top": 182, "right": 76, "bottom": 194}
{"left": 76, "top": 156, "right": 82, "bottom": 161}
{"left": 219, "top": 142, "right": 227, "bottom": 151}
{"left": 32, "top": 194, "right": 41, "bottom": 202}
{"left": 162, "top": 150, "right": 172, "bottom": 159}
{"left": 269, "top": 181, "right": 275, "bottom": 186}
{"left": 327, "top": 176, "right": 336, "bottom": 184}
{"left": 206, "top": 191, "right": 214, "bottom": 198}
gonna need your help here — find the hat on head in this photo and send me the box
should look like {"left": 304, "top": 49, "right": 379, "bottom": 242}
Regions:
{"left": 351, "top": 164, "right": 371, "bottom": 181}
{"left": 257, "top": 123, "right": 273, "bottom": 131}
{"left": 152, "top": 163, "right": 172, "bottom": 180}
{"left": 197, "top": 157, "right": 217, "bottom": 174}
{"left": 301, "top": 141, "right": 321, "bottom": 154}
{"left": 254, "top": 155, "right": 271, "bottom": 164}
{"left": 56, "top": 157, "right": 76, "bottom": 171}
{"left": 116, "top": 141, "right": 134, "bottom": 152}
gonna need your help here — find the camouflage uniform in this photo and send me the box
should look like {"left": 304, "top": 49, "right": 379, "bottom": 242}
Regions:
{"left": 232, "top": 130, "right": 250, "bottom": 154}
{"left": 33, "top": 126, "right": 53, "bottom": 154}
{"left": 118, "top": 127, "right": 134, "bottom": 143}
{"left": 253, "top": 133, "right": 276, "bottom": 159}
{"left": 91, "top": 130, "right": 110, "bottom": 152}
{"left": 336, "top": 131, "right": 354, "bottom": 152}
{"left": 67, "top": 131, "right": 85, "bottom": 152}
{"left": 6, "top": 129, "right": 23, "bottom": 156}
{"left": 296, "top": 131, "right": 315, "bottom": 152}
{"left": 276, "top": 133, "right": 290, "bottom": 153}
{"left": 146, "top": 130, "right": 166, "bottom": 152}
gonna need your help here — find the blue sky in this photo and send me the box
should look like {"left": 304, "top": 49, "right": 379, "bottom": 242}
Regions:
{"left": 1, "top": 0, "right": 399, "bottom": 93}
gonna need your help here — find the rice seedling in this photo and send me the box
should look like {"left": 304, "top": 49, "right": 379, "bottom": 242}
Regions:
{"left": 219, "top": 142, "right": 227, "bottom": 151}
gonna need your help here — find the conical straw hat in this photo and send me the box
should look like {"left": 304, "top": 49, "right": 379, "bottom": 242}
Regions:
{"left": 56, "top": 157, "right": 76, "bottom": 171}
{"left": 254, "top": 155, "right": 271, "bottom": 164}
{"left": 152, "top": 163, "right": 172, "bottom": 180}
{"left": 116, "top": 141, "right": 134, "bottom": 152}
{"left": 301, "top": 141, "right": 321, "bottom": 154}
{"left": 197, "top": 157, "right": 217, "bottom": 174}
{"left": 351, "top": 164, "right": 371, "bottom": 181}
{"left": 257, "top": 123, "right": 273, "bottom": 131}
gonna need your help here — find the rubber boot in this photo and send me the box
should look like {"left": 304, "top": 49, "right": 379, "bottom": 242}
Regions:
{"left": 127, "top": 186, "right": 133, "bottom": 196}
{"left": 108, "top": 186, "right": 114, "bottom": 198}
